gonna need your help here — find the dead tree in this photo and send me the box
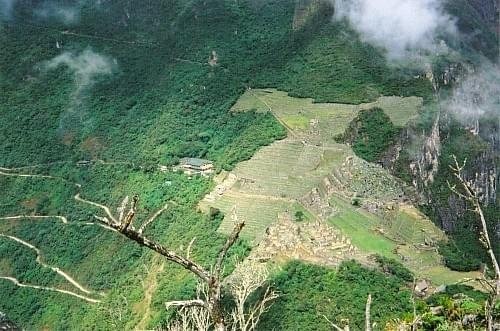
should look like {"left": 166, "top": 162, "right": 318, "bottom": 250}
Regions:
{"left": 164, "top": 260, "right": 278, "bottom": 331}
{"left": 323, "top": 293, "right": 372, "bottom": 331}
{"left": 228, "top": 260, "right": 279, "bottom": 331}
{"left": 365, "top": 294, "right": 372, "bottom": 331}
{"left": 448, "top": 155, "right": 499, "bottom": 331}
{"left": 163, "top": 283, "right": 212, "bottom": 331}
{"left": 82, "top": 194, "right": 245, "bottom": 331}
{"left": 447, "top": 156, "right": 499, "bottom": 296}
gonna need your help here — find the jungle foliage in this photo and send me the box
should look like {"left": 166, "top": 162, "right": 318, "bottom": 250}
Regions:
{"left": 1, "top": 0, "right": 497, "bottom": 329}
{"left": 336, "top": 107, "right": 401, "bottom": 162}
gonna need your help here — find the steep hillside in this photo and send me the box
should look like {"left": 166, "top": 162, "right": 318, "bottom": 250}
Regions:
{"left": 0, "top": 0, "right": 498, "bottom": 330}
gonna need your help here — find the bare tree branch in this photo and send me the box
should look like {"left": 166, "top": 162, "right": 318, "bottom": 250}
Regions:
{"left": 139, "top": 202, "right": 169, "bottom": 234}
{"left": 79, "top": 194, "right": 252, "bottom": 330}
{"left": 322, "top": 315, "right": 349, "bottom": 331}
{"left": 228, "top": 260, "right": 278, "bottom": 331}
{"left": 166, "top": 299, "right": 206, "bottom": 310}
{"left": 121, "top": 195, "right": 138, "bottom": 231}
{"left": 447, "top": 155, "right": 500, "bottom": 297}
{"left": 215, "top": 210, "right": 245, "bottom": 280}
{"left": 186, "top": 237, "right": 196, "bottom": 261}
{"left": 98, "top": 218, "right": 211, "bottom": 282}
{"left": 118, "top": 196, "right": 129, "bottom": 223}
{"left": 365, "top": 294, "right": 372, "bottom": 331}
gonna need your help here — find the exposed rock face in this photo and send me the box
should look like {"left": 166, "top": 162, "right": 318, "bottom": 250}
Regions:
{"left": 437, "top": 193, "right": 467, "bottom": 233}
{"left": 467, "top": 150, "right": 498, "bottom": 205}
{"left": 409, "top": 113, "right": 441, "bottom": 191}
{"left": 387, "top": 61, "right": 498, "bottom": 239}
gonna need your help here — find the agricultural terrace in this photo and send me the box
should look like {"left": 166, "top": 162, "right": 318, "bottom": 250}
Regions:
{"left": 231, "top": 89, "right": 423, "bottom": 143}
{"left": 201, "top": 89, "right": 479, "bottom": 285}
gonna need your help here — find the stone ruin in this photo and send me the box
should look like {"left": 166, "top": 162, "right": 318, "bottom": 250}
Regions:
{"left": 251, "top": 212, "right": 358, "bottom": 267}
{"left": 300, "top": 187, "right": 335, "bottom": 219}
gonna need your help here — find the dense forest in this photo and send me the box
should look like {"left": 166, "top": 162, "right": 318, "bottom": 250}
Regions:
{"left": 0, "top": 0, "right": 498, "bottom": 330}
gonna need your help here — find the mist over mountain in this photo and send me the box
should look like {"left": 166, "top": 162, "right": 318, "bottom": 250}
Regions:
{"left": 0, "top": 1, "right": 498, "bottom": 330}
{"left": 333, "top": 0, "right": 457, "bottom": 63}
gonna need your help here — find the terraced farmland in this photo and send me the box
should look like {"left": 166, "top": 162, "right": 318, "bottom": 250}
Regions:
{"left": 231, "top": 139, "right": 348, "bottom": 199}
{"left": 205, "top": 89, "right": 479, "bottom": 286}
{"left": 200, "top": 191, "right": 292, "bottom": 243}
{"left": 231, "top": 89, "right": 423, "bottom": 140}
{"left": 200, "top": 138, "right": 348, "bottom": 242}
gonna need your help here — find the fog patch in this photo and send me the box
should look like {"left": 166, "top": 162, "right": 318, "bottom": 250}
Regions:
{"left": 35, "top": 2, "right": 80, "bottom": 24}
{"left": 445, "top": 61, "right": 500, "bottom": 128}
{"left": 0, "top": 0, "right": 15, "bottom": 19}
{"left": 333, "top": 0, "right": 457, "bottom": 64}
{"left": 43, "top": 49, "right": 117, "bottom": 136}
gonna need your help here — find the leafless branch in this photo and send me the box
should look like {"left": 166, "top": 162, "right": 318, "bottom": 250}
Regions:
{"left": 186, "top": 237, "right": 196, "bottom": 260}
{"left": 365, "top": 294, "right": 372, "bottom": 331}
{"left": 121, "top": 195, "right": 138, "bottom": 231}
{"left": 215, "top": 210, "right": 245, "bottom": 280}
{"left": 228, "top": 260, "right": 278, "bottom": 331}
{"left": 118, "top": 196, "right": 129, "bottom": 223}
{"left": 78, "top": 194, "right": 251, "bottom": 330}
{"left": 166, "top": 299, "right": 206, "bottom": 310}
{"left": 139, "top": 202, "right": 169, "bottom": 234}
{"left": 447, "top": 154, "right": 499, "bottom": 298}
{"left": 98, "top": 218, "right": 211, "bottom": 282}
{"left": 322, "top": 315, "right": 349, "bottom": 331}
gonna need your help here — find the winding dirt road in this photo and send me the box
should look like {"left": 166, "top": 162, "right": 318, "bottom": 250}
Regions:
{"left": 0, "top": 276, "right": 100, "bottom": 303}
{"left": 0, "top": 234, "right": 96, "bottom": 296}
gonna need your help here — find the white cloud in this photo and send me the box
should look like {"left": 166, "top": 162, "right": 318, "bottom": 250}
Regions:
{"left": 0, "top": 0, "right": 15, "bottom": 18}
{"left": 35, "top": 3, "right": 80, "bottom": 25}
{"left": 333, "top": 0, "right": 457, "bottom": 63}
{"left": 44, "top": 49, "right": 117, "bottom": 134}
{"left": 45, "top": 49, "right": 116, "bottom": 93}
{"left": 446, "top": 61, "right": 500, "bottom": 124}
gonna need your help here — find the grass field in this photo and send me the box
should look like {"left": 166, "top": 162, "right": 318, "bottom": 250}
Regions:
{"left": 328, "top": 195, "right": 397, "bottom": 258}
{"left": 231, "top": 89, "right": 423, "bottom": 141}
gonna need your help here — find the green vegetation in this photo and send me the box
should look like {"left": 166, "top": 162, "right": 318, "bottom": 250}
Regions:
{"left": 338, "top": 107, "right": 401, "bottom": 162}
{"left": 374, "top": 255, "right": 414, "bottom": 282}
{"left": 233, "top": 89, "right": 422, "bottom": 144}
{"left": 294, "top": 211, "right": 305, "bottom": 222}
{"left": 328, "top": 196, "right": 397, "bottom": 258}
{"left": 1, "top": 0, "right": 496, "bottom": 329}
{"left": 268, "top": 24, "right": 433, "bottom": 104}
{"left": 258, "top": 261, "right": 413, "bottom": 330}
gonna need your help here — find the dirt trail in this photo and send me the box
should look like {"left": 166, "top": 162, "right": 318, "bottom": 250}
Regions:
{"left": 0, "top": 215, "right": 68, "bottom": 224}
{"left": 0, "top": 168, "right": 108, "bottom": 303}
{"left": 0, "top": 170, "right": 56, "bottom": 179}
{"left": 249, "top": 91, "right": 300, "bottom": 140}
{"left": 0, "top": 276, "right": 100, "bottom": 303}
{"left": 74, "top": 193, "right": 117, "bottom": 223}
{"left": 0, "top": 234, "right": 96, "bottom": 296}
{"left": 135, "top": 257, "right": 165, "bottom": 330}
{"left": 0, "top": 161, "right": 70, "bottom": 171}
